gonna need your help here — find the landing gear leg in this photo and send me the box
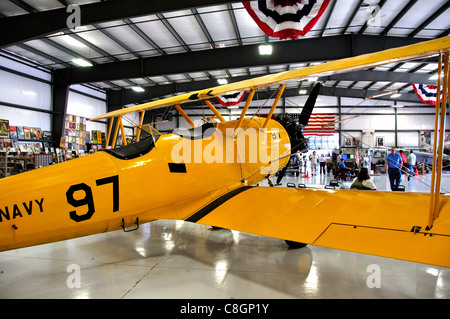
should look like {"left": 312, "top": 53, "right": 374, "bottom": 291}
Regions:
{"left": 285, "top": 240, "right": 307, "bottom": 249}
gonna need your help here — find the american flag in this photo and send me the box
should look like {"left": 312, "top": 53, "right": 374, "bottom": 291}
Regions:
{"left": 302, "top": 113, "right": 336, "bottom": 136}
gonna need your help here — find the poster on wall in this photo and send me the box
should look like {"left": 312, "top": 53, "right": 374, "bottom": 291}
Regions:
{"left": 344, "top": 137, "right": 352, "bottom": 147}
{"left": 376, "top": 136, "right": 384, "bottom": 147}
{"left": 63, "top": 114, "right": 87, "bottom": 153}
{"left": 420, "top": 130, "right": 431, "bottom": 149}
{"left": 0, "top": 119, "right": 10, "bottom": 138}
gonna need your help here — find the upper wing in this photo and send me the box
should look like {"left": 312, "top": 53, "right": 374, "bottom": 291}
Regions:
{"left": 184, "top": 186, "right": 450, "bottom": 268}
{"left": 90, "top": 36, "right": 450, "bottom": 121}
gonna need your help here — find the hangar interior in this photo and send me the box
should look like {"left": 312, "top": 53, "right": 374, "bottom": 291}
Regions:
{"left": 0, "top": 0, "right": 449, "bottom": 299}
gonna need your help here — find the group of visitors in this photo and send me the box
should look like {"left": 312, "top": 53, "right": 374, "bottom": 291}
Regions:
{"left": 385, "top": 148, "right": 416, "bottom": 191}
{"left": 348, "top": 148, "right": 416, "bottom": 191}
{"left": 282, "top": 148, "right": 418, "bottom": 192}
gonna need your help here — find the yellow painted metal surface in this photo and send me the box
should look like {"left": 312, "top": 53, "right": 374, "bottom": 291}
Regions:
{"left": 0, "top": 118, "right": 289, "bottom": 251}
{"left": 194, "top": 187, "right": 450, "bottom": 268}
{"left": 2, "top": 37, "right": 450, "bottom": 269}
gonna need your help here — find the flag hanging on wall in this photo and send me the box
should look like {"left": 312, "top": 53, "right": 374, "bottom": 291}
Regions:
{"left": 412, "top": 83, "right": 442, "bottom": 105}
{"left": 216, "top": 91, "right": 247, "bottom": 107}
{"left": 302, "top": 113, "right": 335, "bottom": 136}
{"left": 242, "top": 0, "right": 331, "bottom": 40}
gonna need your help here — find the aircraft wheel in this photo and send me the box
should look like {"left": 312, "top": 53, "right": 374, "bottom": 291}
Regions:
{"left": 285, "top": 240, "right": 307, "bottom": 249}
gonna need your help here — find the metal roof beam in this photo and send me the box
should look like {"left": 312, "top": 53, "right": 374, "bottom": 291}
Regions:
{"left": 408, "top": 1, "right": 450, "bottom": 37}
{"left": 341, "top": 0, "right": 364, "bottom": 35}
{"left": 381, "top": 0, "right": 419, "bottom": 36}
{"left": 192, "top": 8, "right": 216, "bottom": 49}
{"left": 227, "top": 3, "right": 243, "bottom": 46}
{"left": 0, "top": 0, "right": 240, "bottom": 48}
{"left": 156, "top": 13, "right": 191, "bottom": 52}
{"left": 123, "top": 18, "right": 167, "bottom": 56}
{"left": 57, "top": 35, "right": 428, "bottom": 85}
{"left": 108, "top": 69, "right": 431, "bottom": 107}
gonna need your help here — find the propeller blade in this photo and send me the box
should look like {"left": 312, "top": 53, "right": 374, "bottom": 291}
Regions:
{"left": 298, "top": 83, "right": 322, "bottom": 126}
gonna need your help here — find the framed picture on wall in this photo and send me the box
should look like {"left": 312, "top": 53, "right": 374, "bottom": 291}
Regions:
{"left": 376, "top": 136, "right": 384, "bottom": 147}
{"left": 344, "top": 137, "right": 352, "bottom": 147}
{"left": 0, "top": 119, "right": 10, "bottom": 138}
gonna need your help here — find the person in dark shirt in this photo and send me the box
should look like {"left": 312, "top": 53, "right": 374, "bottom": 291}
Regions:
{"left": 350, "top": 167, "right": 376, "bottom": 190}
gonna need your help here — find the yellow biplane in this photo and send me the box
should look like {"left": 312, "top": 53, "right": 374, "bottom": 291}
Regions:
{"left": 1, "top": 37, "right": 450, "bottom": 268}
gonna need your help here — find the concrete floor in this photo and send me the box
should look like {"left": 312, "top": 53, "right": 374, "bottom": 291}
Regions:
{"left": 0, "top": 172, "right": 449, "bottom": 299}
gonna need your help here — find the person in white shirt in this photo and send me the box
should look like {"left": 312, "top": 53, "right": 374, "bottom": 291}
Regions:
{"left": 310, "top": 151, "right": 318, "bottom": 175}
{"left": 407, "top": 150, "right": 416, "bottom": 181}
{"left": 319, "top": 154, "right": 326, "bottom": 175}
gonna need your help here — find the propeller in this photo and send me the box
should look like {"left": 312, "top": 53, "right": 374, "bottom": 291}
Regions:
{"left": 299, "top": 82, "right": 322, "bottom": 126}
{"left": 273, "top": 82, "right": 322, "bottom": 184}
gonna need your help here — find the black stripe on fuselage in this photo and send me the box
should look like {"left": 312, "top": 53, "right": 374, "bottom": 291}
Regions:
{"left": 185, "top": 186, "right": 253, "bottom": 223}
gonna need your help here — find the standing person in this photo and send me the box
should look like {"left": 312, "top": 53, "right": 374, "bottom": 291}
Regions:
{"left": 319, "top": 154, "right": 326, "bottom": 175}
{"left": 399, "top": 150, "right": 407, "bottom": 175}
{"left": 298, "top": 154, "right": 304, "bottom": 174}
{"left": 335, "top": 150, "right": 343, "bottom": 177}
{"left": 310, "top": 151, "right": 318, "bottom": 176}
{"left": 337, "top": 150, "right": 343, "bottom": 164}
{"left": 385, "top": 148, "right": 403, "bottom": 191}
{"left": 407, "top": 150, "right": 417, "bottom": 181}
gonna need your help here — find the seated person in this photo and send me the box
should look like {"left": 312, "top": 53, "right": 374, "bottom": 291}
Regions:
{"left": 335, "top": 158, "right": 350, "bottom": 177}
{"left": 350, "top": 167, "right": 376, "bottom": 190}
{"left": 338, "top": 158, "right": 347, "bottom": 170}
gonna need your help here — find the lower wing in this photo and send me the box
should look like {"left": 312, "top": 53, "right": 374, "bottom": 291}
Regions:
{"left": 184, "top": 186, "right": 450, "bottom": 268}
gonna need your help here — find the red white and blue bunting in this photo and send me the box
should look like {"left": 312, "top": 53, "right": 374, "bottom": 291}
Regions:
{"left": 243, "top": 0, "right": 331, "bottom": 40}
{"left": 216, "top": 91, "right": 247, "bottom": 107}
{"left": 412, "top": 83, "right": 442, "bottom": 105}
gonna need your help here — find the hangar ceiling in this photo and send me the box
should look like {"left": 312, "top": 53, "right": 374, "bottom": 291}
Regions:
{"left": 1, "top": 0, "right": 450, "bottom": 107}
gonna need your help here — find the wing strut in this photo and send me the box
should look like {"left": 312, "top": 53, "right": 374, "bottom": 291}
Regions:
{"left": 263, "top": 83, "right": 286, "bottom": 128}
{"left": 105, "top": 117, "right": 114, "bottom": 149}
{"left": 175, "top": 104, "right": 195, "bottom": 128}
{"left": 428, "top": 52, "right": 450, "bottom": 229}
{"left": 235, "top": 88, "right": 256, "bottom": 131}
{"left": 105, "top": 115, "right": 128, "bottom": 149}
{"left": 135, "top": 111, "right": 145, "bottom": 142}
{"left": 204, "top": 100, "right": 226, "bottom": 123}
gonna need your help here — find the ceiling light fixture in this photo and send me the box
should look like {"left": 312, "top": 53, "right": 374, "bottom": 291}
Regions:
{"left": 217, "top": 79, "right": 228, "bottom": 85}
{"left": 259, "top": 35, "right": 272, "bottom": 56}
{"left": 72, "top": 58, "right": 93, "bottom": 67}
{"left": 258, "top": 44, "right": 273, "bottom": 55}
{"left": 299, "top": 89, "right": 307, "bottom": 94}
{"left": 131, "top": 86, "right": 145, "bottom": 92}
{"left": 390, "top": 93, "right": 402, "bottom": 98}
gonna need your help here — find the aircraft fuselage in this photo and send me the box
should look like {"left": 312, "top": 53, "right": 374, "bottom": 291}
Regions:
{"left": 0, "top": 118, "right": 290, "bottom": 251}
